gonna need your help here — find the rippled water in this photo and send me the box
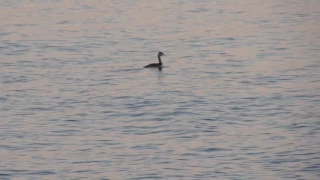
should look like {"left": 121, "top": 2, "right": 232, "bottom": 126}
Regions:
{"left": 1, "top": 0, "right": 320, "bottom": 179}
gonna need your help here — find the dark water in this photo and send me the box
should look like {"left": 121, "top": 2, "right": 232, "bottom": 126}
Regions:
{"left": 1, "top": 0, "right": 320, "bottom": 179}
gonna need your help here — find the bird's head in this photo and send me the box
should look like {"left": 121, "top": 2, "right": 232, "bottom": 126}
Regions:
{"left": 158, "top": 52, "right": 165, "bottom": 56}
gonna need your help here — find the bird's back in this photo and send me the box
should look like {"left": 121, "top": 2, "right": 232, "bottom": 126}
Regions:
{"left": 144, "top": 63, "right": 161, "bottom": 68}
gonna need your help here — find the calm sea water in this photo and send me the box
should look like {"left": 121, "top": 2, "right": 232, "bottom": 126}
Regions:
{"left": 1, "top": 0, "right": 319, "bottom": 179}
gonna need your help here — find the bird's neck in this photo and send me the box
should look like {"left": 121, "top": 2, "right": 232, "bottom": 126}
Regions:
{"left": 158, "top": 56, "right": 162, "bottom": 65}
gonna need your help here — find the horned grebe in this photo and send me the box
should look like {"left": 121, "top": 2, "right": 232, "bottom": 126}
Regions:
{"left": 144, "top": 52, "right": 164, "bottom": 68}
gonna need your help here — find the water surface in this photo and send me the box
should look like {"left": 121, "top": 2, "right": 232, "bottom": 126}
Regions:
{"left": 1, "top": 0, "right": 320, "bottom": 179}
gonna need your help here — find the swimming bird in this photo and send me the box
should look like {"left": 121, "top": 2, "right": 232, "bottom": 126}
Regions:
{"left": 144, "top": 52, "right": 165, "bottom": 68}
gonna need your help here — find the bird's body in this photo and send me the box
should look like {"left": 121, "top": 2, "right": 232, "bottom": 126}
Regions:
{"left": 144, "top": 52, "right": 164, "bottom": 68}
{"left": 144, "top": 63, "right": 161, "bottom": 68}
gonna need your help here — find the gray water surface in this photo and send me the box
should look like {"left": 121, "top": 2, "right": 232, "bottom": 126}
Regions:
{"left": 1, "top": 0, "right": 320, "bottom": 179}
